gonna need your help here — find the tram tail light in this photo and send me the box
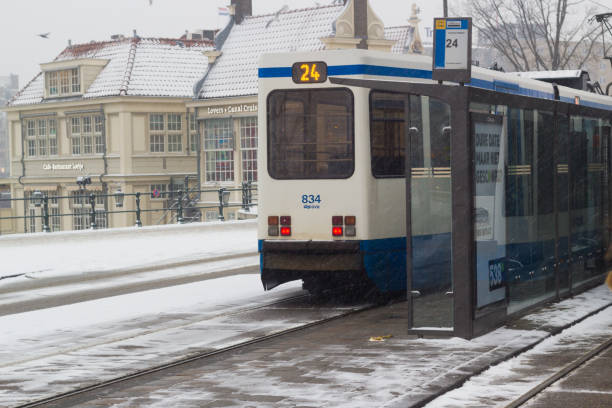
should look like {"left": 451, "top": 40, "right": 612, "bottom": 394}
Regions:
{"left": 280, "top": 216, "right": 291, "bottom": 226}
{"left": 332, "top": 216, "right": 343, "bottom": 226}
{"left": 268, "top": 216, "right": 279, "bottom": 236}
{"left": 332, "top": 226, "right": 343, "bottom": 236}
{"left": 280, "top": 226, "right": 291, "bottom": 236}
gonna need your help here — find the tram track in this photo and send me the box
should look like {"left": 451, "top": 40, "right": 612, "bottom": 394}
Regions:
{"left": 12, "top": 290, "right": 377, "bottom": 408}
{"left": 504, "top": 337, "right": 612, "bottom": 408}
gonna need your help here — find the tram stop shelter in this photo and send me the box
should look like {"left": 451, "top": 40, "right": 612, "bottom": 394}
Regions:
{"left": 331, "top": 77, "right": 612, "bottom": 339}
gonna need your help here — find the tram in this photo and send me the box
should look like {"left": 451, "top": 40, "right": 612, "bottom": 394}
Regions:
{"left": 257, "top": 49, "right": 612, "bottom": 300}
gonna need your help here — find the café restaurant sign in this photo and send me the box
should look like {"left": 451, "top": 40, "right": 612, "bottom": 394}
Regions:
{"left": 206, "top": 103, "right": 257, "bottom": 116}
{"left": 43, "top": 162, "right": 85, "bottom": 171}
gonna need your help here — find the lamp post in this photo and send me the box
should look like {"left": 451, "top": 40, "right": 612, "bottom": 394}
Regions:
{"left": 42, "top": 194, "right": 50, "bottom": 233}
{"left": 177, "top": 190, "right": 185, "bottom": 224}
{"left": 218, "top": 188, "right": 230, "bottom": 221}
{"left": 89, "top": 193, "right": 97, "bottom": 230}
{"left": 135, "top": 192, "right": 142, "bottom": 227}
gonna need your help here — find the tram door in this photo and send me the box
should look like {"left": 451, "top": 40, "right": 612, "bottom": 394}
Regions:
{"left": 406, "top": 94, "right": 454, "bottom": 330}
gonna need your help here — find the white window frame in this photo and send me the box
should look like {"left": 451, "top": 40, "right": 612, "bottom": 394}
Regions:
{"left": 69, "top": 114, "right": 104, "bottom": 156}
{"left": 46, "top": 68, "right": 80, "bottom": 98}
{"left": 149, "top": 113, "right": 184, "bottom": 153}
{"left": 189, "top": 114, "right": 198, "bottom": 153}
{"left": 204, "top": 118, "right": 234, "bottom": 183}
{"left": 240, "top": 117, "right": 258, "bottom": 182}
{"left": 25, "top": 118, "right": 58, "bottom": 158}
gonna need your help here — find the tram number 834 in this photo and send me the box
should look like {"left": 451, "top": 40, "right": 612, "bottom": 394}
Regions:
{"left": 301, "top": 194, "right": 321, "bottom": 204}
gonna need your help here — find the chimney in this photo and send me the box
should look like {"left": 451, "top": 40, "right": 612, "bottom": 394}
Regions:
{"left": 231, "top": 0, "right": 252, "bottom": 24}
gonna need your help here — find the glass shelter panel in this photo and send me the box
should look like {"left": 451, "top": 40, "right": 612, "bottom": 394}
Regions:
{"left": 472, "top": 100, "right": 610, "bottom": 316}
{"left": 570, "top": 115, "right": 607, "bottom": 287}
{"left": 409, "top": 96, "right": 453, "bottom": 329}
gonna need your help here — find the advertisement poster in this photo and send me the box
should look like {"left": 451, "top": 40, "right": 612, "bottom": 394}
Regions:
{"left": 473, "top": 114, "right": 507, "bottom": 308}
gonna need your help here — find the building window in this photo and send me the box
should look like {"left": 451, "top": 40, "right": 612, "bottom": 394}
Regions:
{"left": 71, "top": 69, "right": 80, "bottom": 93}
{"left": 69, "top": 114, "right": 104, "bottom": 156}
{"left": 46, "top": 68, "right": 80, "bottom": 97}
{"left": 47, "top": 72, "right": 58, "bottom": 96}
{"left": 49, "top": 191, "right": 60, "bottom": 231}
{"left": 168, "top": 134, "right": 182, "bottom": 152}
{"left": 94, "top": 116, "right": 104, "bottom": 153}
{"left": 71, "top": 190, "right": 106, "bottom": 230}
{"left": 149, "top": 113, "right": 183, "bottom": 153}
{"left": 29, "top": 208, "right": 36, "bottom": 233}
{"left": 25, "top": 118, "right": 58, "bottom": 158}
{"left": 189, "top": 114, "right": 198, "bottom": 152}
{"left": 240, "top": 117, "right": 257, "bottom": 182}
{"left": 150, "top": 184, "right": 167, "bottom": 199}
{"left": 204, "top": 118, "right": 234, "bottom": 182}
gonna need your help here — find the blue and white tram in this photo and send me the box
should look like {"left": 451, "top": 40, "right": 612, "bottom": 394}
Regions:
{"left": 257, "top": 49, "right": 612, "bottom": 297}
{"left": 257, "top": 50, "right": 449, "bottom": 294}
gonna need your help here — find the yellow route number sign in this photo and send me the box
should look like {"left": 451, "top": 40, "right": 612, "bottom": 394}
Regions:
{"left": 292, "top": 62, "right": 327, "bottom": 84}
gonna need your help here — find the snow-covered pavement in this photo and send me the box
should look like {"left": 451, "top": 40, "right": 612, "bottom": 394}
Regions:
{"left": 1, "top": 222, "right": 611, "bottom": 407}
{"left": 0, "top": 220, "right": 257, "bottom": 287}
{"left": 0, "top": 275, "right": 330, "bottom": 407}
{"left": 424, "top": 305, "right": 612, "bottom": 407}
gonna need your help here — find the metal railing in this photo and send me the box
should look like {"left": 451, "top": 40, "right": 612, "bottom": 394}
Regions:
{"left": 0, "top": 182, "right": 257, "bottom": 234}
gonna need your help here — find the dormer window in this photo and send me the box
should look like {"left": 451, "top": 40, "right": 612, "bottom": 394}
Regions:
{"left": 46, "top": 68, "right": 80, "bottom": 97}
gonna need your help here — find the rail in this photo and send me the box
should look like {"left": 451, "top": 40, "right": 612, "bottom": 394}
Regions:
{"left": 0, "top": 182, "right": 257, "bottom": 234}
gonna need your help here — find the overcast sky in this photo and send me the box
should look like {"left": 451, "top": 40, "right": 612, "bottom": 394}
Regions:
{"left": 0, "top": 0, "right": 446, "bottom": 86}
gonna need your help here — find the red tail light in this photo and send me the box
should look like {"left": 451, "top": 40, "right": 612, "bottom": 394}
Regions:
{"left": 332, "top": 216, "right": 343, "bottom": 226}
{"left": 280, "top": 226, "right": 291, "bottom": 236}
{"left": 280, "top": 216, "right": 291, "bottom": 226}
{"left": 332, "top": 226, "right": 343, "bottom": 236}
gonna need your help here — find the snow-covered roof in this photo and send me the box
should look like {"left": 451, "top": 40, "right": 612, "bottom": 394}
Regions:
{"left": 510, "top": 70, "right": 588, "bottom": 80}
{"left": 8, "top": 37, "right": 214, "bottom": 106}
{"left": 197, "top": 5, "right": 413, "bottom": 99}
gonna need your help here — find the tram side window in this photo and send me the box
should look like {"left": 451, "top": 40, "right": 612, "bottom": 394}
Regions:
{"left": 370, "top": 91, "right": 409, "bottom": 177}
{"left": 267, "top": 89, "right": 354, "bottom": 179}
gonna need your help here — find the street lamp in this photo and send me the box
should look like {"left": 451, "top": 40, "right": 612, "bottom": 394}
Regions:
{"left": 76, "top": 176, "right": 91, "bottom": 189}
{"left": 114, "top": 188, "right": 125, "bottom": 208}
{"left": 32, "top": 190, "right": 43, "bottom": 207}
{"left": 218, "top": 188, "right": 231, "bottom": 221}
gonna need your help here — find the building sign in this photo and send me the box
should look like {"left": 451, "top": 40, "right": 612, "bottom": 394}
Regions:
{"left": 205, "top": 103, "right": 257, "bottom": 117}
{"left": 43, "top": 162, "right": 85, "bottom": 171}
{"left": 432, "top": 17, "right": 472, "bottom": 82}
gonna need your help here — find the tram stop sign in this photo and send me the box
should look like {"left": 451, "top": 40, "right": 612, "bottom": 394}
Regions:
{"left": 432, "top": 17, "right": 472, "bottom": 83}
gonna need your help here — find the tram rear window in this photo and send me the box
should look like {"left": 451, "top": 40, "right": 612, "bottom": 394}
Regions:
{"left": 267, "top": 89, "right": 354, "bottom": 179}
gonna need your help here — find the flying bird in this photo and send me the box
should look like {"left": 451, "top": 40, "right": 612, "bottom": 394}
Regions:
{"left": 37, "top": 33, "right": 50, "bottom": 39}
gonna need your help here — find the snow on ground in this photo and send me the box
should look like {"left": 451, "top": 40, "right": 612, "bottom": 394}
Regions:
{"left": 0, "top": 275, "right": 307, "bottom": 406}
{"left": 424, "top": 303, "right": 612, "bottom": 408}
{"left": 0, "top": 220, "right": 257, "bottom": 284}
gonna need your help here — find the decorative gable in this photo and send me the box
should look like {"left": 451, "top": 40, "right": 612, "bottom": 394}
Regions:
{"left": 321, "top": 0, "right": 395, "bottom": 51}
